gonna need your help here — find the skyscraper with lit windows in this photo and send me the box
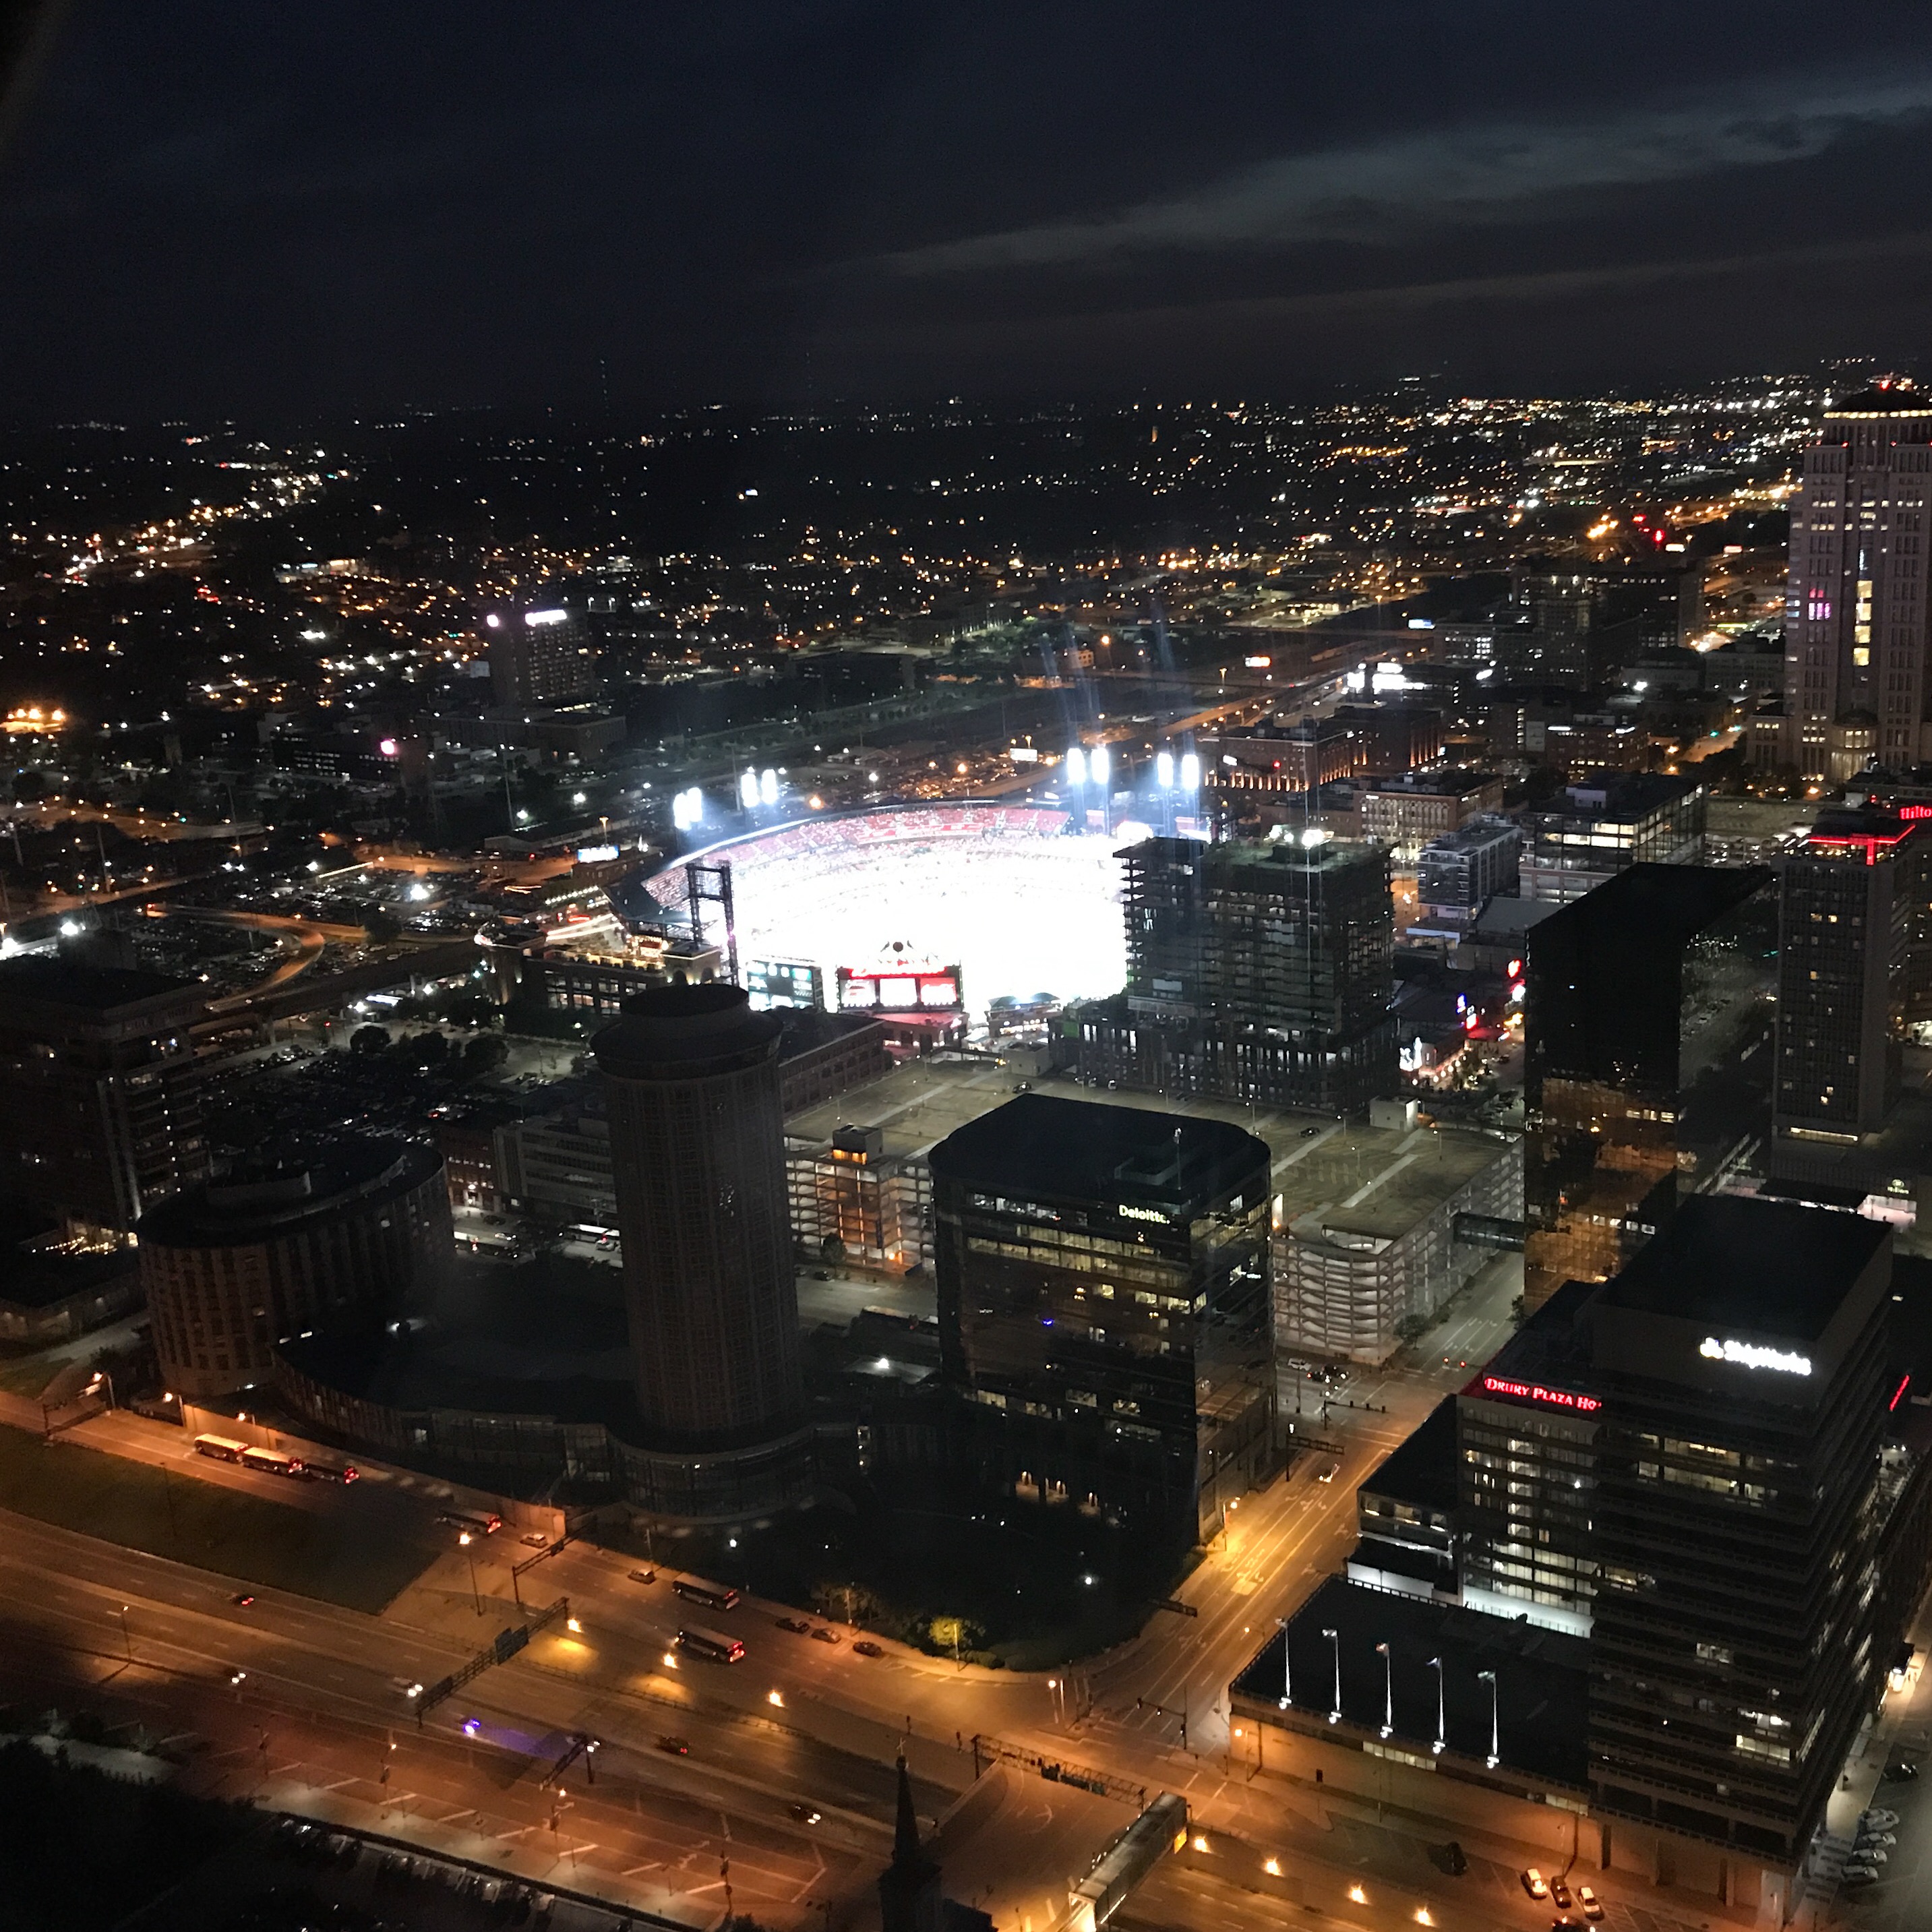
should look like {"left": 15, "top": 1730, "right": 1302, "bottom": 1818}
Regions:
{"left": 1782, "top": 384, "right": 1932, "bottom": 782}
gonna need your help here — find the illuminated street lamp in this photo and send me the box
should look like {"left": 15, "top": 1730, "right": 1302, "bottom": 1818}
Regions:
{"left": 1376, "top": 1642, "right": 1393, "bottom": 1739}
{"left": 1323, "top": 1627, "right": 1341, "bottom": 1723}
{"left": 1278, "top": 1617, "right": 1292, "bottom": 1710}
{"left": 1478, "top": 1668, "right": 1499, "bottom": 1768}
{"left": 1428, "top": 1655, "right": 1445, "bottom": 1754}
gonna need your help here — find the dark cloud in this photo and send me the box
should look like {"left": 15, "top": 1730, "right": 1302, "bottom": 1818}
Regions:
{"left": 0, "top": 2, "right": 1929, "bottom": 417}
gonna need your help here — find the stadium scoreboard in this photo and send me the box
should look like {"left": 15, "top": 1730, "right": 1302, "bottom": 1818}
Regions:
{"left": 748, "top": 959, "right": 825, "bottom": 1010}
{"left": 837, "top": 960, "right": 964, "bottom": 1013}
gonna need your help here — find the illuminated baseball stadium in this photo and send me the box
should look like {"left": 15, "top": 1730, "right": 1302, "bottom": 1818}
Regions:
{"left": 648, "top": 805, "right": 1136, "bottom": 1019}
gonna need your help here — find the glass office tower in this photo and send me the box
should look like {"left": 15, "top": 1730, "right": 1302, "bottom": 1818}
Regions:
{"left": 929, "top": 1092, "right": 1273, "bottom": 1544}
{"left": 1523, "top": 863, "right": 1776, "bottom": 1310}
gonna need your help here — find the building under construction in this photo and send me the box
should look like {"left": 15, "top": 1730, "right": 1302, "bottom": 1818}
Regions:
{"left": 1075, "top": 833, "right": 1395, "bottom": 1116}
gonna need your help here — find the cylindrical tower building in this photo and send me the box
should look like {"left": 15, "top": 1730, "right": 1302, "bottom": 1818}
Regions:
{"left": 140, "top": 1137, "right": 450, "bottom": 1401}
{"left": 594, "top": 983, "right": 803, "bottom": 1451}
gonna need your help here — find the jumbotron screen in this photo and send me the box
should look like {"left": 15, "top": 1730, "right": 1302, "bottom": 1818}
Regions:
{"left": 837, "top": 963, "right": 963, "bottom": 1013}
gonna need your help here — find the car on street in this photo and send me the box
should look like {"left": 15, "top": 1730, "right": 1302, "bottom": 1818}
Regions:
{"left": 1863, "top": 1808, "right": 1899, "bottom": 1829}
{"left": 1843, "top": 1865, "right": 1879, "bottom": 1887}
{"left": 853, "top": 1639, "right": 885, "bottom": 1657}
{"left": 777, "top": 1617, "right": 812, "bottom": 1634}
{"left": 1883, "top": 1760, "right": 1921, "bottom": 1782}
{"left": 232, "top": 1592, "right": 255, "bottom": 1607}
{"left": 1576, "top": 1883, "right": 1602, "bottom": 1921}
{"left": 1550, "top": 1878, "right": 1573, "bottom": 1908}
{"left": 1858, "top": 1831, "right": 1896, "bottom": 1847}
{"left": 810, "top": 1627, "right": 841, "bottom": 1645}
{"left": 657, "top": 1735, "right": 690, "bottom": 1755}
{"left": 789, "top": 1803, "right": 822, "bottom": 1824}
{"left": 1521, "top": 1869, "right": 1548, "bottom": 1900}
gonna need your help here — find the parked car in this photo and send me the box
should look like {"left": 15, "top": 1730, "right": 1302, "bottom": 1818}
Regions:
{"left": 1863, "top": 1808, "right": 1900, "bottom": 1829}
{"left": 1550, "top": 1878, "right": 1573, "bottom": 1908}
{"left": 810, "top": 1627, "right": 841, "bottom": 1645}
{"left": 1521, "top": 1869, "right": 1549, "bottom": 1900}
{"left": 853, "top": 1639, "right": 885, "bottom": 1658}
{"left": 1575, "top": 1883, "right": 1602, "bottom": 1921}
{"left": 777, "top": 1617, "right": 812, "bottom": 1635}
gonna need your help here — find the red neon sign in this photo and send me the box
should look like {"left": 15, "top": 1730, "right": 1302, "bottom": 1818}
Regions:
{"left": 1890, "top": 1372, "right": 1913, "bottom": 1414}
{"left": 1481, "top": 1374, "right": 1602, "bottom": 1414}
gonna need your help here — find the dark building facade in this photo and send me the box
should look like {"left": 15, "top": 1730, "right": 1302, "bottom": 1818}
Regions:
{"left": 485, "top": 604, "right": 599, "bottom": 707}
{"left": 594, "top": 984, "right": 809, "bottom": 1514}
{"left": 0, "top": 957, "right": 208, "bottom": 1235}
{"left": 928, "top": 1093, "right": 1273, "bottom": 1544}
{"left": 1585, "top": 1199, "right": 1894, "bottom": 1865}
{"left": 1774, "top": 804, "right": 1929, "bottom": 1143}
{"left": 141, "top": 1137, "right": 450, "bottom": 1401}
{"left": 1077, "top": 833, "right": 1395, "bottom": 1116}
{"left": 1523, "top": 862, "right": 1776, "bottom": 1310}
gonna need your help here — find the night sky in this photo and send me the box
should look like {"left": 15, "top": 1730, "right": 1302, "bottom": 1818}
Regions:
{"left": 3, "top": 2, "right": 1931, "bottom": 419}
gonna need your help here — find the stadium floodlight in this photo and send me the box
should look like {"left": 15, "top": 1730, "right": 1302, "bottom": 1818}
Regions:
{"left": 760, "top": 768, "right": 779, "bottom": 808}
{"left": 1155, "top": 749, "right": 1175, "bottom": 790}
{"left": 672, "top": 786, "right": 704, "bottom": 833}
{"left": 1179, "top": 752, "right": 1201, "bottom": 793}
{"left": 672, "top": 793, "right": 689, "bottom": 831}
{"left": 1066, "top": 746, "right": 1087, "bottom": 786}
{"left": 685, "top": 786, "right": 703, "bottom": 828}
{"left": 739, "top": 769, "right": 760, "bottom": 810}
{"left": 1301, "top": 825, "right": 1328, "bottom": 849}
{"left": 1090, "top": 744, "right": 1111, "bottom": 787}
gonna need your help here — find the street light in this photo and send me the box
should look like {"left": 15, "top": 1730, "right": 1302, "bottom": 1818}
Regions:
{"left": 1323, "top": 1627, "right": 1341, "bottom": 1723}
{"left": 1278, "top": 1617, "right": 1292, "bottom": 1710}
{"left": 117, "top": 1604, "right": 131, "bottom": 1663}
{"left": 458, "top": 1530, "right": 481, "bottom": 1615}
{"left": 1478, "top": 1668, "right": 1499, "bottom": 1768}
{"left": 1376, "top": 1642, "right": 1393, "bottom": 1739}
{"left": 1428, "top": 1655, "right": 1445, "bottom": 1754}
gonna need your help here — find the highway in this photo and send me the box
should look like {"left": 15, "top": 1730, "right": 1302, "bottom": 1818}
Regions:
{"left": 0, "top": 1252, "right": 1663, "bottom": 1932}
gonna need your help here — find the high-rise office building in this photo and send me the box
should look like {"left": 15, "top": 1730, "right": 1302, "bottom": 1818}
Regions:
{"left": 1586, "top": 1197, "right": 1894, "bottom": 1865}
{"left": 594, "top": 984, "right": 806, "bottom": 1479}
{"left": 0, "top": 957, "right": 208, "bottom": 1235}
{"left": 1774, "top": 803, "right": 1930, "bottom": 1146}
{"left": 1523, "top": 863, "right": 1775, "bottom": 1310}
{"left": 1075, "top": 832, "right": 1395, "bottom": 1114}
{"left": 141, "top": 1138, "right": 450, "bottom": 1401}
{"left": 1781, "top": 383, "right": 1932, "bottom": 780}
{"left": 1517, "top": 773, "right": 1706, "bottom": 903}
{"left": 928, "top": 1093, "right": 1274, "bottom": 1543}
{"left": 1236, "top": 1193, "right": 1929, "bottom": 1916}
{"left": 485, "top": 603, "right": 599, "bottom": 707}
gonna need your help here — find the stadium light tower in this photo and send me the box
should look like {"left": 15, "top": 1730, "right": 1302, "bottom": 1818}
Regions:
{"left": 1090, "top": 744, "right": 1110, "bottom": 788}
{"left": 1066, "top": 746, "right": 1087, "bottom": 786}
{"left": 739, "top": 770, "right": 759, "bottom": 811}
{"left": 1179, "top": 751, "right": 1201, "bottom": 793}
{"left": 759, "top": 768, "right": 779, "bottom": 808}
{"left": 1155, "top": 749, "right": 1175, "bottom": 790}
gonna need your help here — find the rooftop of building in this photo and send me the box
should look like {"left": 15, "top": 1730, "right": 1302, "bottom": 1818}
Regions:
{"left": 1232, "top": 1575, "right": 1589, "bottom": 1790}
{"left": 1118, "top": 830, "right": 1388, "bottom": 880}
{"left": 0, "top": 1223, "right": 138, "bottom": 1312}
{"left": 1362, "top": 768, "right": 1500, "bottom": 799}
{"left": 1525, "top": 771, "right": 1703, "bottom": 822}
{"left": 1470, "top": 1275, "right": 1600, "bottom": 1401}
{"left": 1825, "top": 383, "right": 1932, "bottom": 417}
{"left": 928, "top": 1092, "right": 1267, "bottom": 1212}
{"left": 1418, "top": 816, "right": 1520, "bottom": 855}
{"left": 0, "top": 954, "right": 200, "bottom": 1019}
{"left": 138, "top": 1135, "right": 443, "bottom": 1247}
{"left": 1358, "top": 1395, "right": 1458, "bottom": 1514}
{"left": 1598, "top": 1195, "right": 1888, "bottom": 1345}
{"left": 1273, "top": 1116, "right": 1516, "bottom": 1248}
{"left": 1799, "top": 802, "right": 1929, "bottom": 859}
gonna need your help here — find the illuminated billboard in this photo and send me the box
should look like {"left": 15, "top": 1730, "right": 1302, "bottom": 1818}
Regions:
{"left": 837, "top": 959, "right": 963, "bottom": 1014}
